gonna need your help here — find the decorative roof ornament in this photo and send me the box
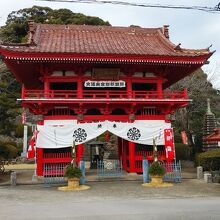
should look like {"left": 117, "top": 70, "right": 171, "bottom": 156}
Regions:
{"left": 174, "top": 43, "right": 182, "bottom": 50}
{"left": 162, "top": 25, "right": 169, "bottom": 39}
{"left": 27, "top": 20, "right": 36, "bottom": 46}
{"left": 206, "top": 44, "right": 212, "bottom": 51}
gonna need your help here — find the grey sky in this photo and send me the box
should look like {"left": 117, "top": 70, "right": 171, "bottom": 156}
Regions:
{"left": 0, "top": 0, "right": 220, "bottom": 89}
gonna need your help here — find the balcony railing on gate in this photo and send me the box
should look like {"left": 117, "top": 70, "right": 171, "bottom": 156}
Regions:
{"left": 22, "top": 89, "right": 188, "bottom": 100}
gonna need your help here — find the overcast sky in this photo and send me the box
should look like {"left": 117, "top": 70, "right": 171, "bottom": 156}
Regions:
{"left": 0, "top": 0, "right": 220, "bottom": 89}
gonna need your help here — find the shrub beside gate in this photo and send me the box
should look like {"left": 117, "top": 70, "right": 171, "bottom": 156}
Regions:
{"left": 195, "top": 149, "right": 220, "bottom": 171}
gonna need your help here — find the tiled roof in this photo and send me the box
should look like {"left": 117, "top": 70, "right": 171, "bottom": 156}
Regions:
{"left": 0, "top": 23, "right": 210, "bottom": 57}
{"left": 204, "top": 128, "right": 220, "bottom": 141}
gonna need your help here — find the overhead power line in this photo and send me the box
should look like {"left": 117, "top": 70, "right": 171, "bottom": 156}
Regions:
{"left": 37, "top": 0, "right": 220, "bottom": 14}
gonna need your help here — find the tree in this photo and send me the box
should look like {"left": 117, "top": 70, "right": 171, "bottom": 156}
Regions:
{"left": 204, "top": 62, "right": 220, "bottom": 94}
{"left": 0, "top": 6, "right": 110, "bottom": 43}
{"left": 0, "top": 61, "right": 21, "bottom": 135}
{"left": 171, "top": 69, "right": 220, "bottom": 154}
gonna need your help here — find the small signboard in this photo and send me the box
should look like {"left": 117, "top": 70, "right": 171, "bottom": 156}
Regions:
{"left": 84, "top": 80, "right": 126, "bottom": 88}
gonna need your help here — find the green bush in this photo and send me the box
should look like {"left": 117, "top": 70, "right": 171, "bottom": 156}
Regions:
{"left": 4, "top": 141, "right": 17, "bottom": 147}
{"left": 149, "top": 161, "right": 165, "bottom": 176}
{"left": 0, "top": 143, "right": 19, "bottom": 159}
{"left": 5, "top": 141, "right": 22, "bottom": 149}
{"left": 3, "top": 141, "right": 22, "bottom": 155}
{"left": 5, "top": 144, "right": 19, "bottom": 158}
{"left": 0, "top": 145, "right": 9, "bottom": 159}
{"left": 64, "top": 164, "right": 82, "bottom": 179}
{"left": 175, "top": 143, "right": 192, "bottom": 160}
{"left": 195, "top": 149, "right": 220, "bottom": 171}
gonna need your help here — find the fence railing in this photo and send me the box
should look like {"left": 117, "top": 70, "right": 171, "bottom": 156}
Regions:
{"left": 142, "top": 160, "right": 182, "bottom": 183}
{"left": 43, "top": 161, "right": 86, "bottom": 186}
{"left": 97, "top": 160, "right": 122, "bottom": 178}
{"left": 43, "top": 163, "right": 67, "bottom": 186}
{"left": 43, "top": 152, "right": 72, "bottom": 159}
{"left": 135, "top": 150, "right": 165, "bottom": 157}
{"left": 163, "top": 161, "right": 182, "bottom": 183}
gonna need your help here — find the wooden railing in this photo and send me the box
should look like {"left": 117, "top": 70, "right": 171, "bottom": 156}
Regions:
{"left": 43, "top": 152, "right": 72, "bottom": 163}
{"left": 22, "top": 89, "right": 188, "bottom": 100}
{"left": 135, "top": 150, "right": 166, "bottom": 158}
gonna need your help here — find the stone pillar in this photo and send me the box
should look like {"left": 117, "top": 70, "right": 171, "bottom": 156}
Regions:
{"left": 204, "top": 172, "right": 212, "bottom": 183}
{"left": 10, "top": 171, "right": 17, "bottom": 186}
{"left": 197, "top": 166, "right": 203, "bottom": 179}
{"left": 143, "top": 159, "right": 149, "bottom": 183}
{"left": 79, "top": 160, "right": 86, "bottom": 185}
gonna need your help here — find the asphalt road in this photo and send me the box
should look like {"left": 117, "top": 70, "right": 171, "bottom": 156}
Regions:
{"left": 0, "top": 180, "right": 220, "bottom": 220}
{"left": 0, "top": 195, "right": 219, "bottom": 220}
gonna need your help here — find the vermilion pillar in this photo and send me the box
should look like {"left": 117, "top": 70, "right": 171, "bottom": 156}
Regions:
{"left": 77, "top": 76, "right": 83, "bottom": 99}
{"left": 76, "top": 144, "right": 84, "bottom": 164}
{"left": 128, "top": 141, "right": 135, "bottom": 172}
{"left": 44, "top": 79, "right": 50, "bottom": 98}
{"left": 36, "top": 148, "right": 43, "bottom": 176}
{"left": 157, "top": 79, "right": 163, "bottom": 99}
{"left": 127, "top": 77, "right": 132, "bottom": 98}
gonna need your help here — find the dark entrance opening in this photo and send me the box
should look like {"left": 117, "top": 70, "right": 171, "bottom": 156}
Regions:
{"left": 50, "top": 82, "right": 77, "bottom": 90}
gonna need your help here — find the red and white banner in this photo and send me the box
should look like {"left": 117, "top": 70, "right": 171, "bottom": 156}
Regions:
{"left": 26, "top": 130, "right": 38, "bottom": 159}
{"left": 164, "top": 128, "right": 175, "bottom": 161}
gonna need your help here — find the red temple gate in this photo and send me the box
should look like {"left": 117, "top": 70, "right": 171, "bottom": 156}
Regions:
{"left": 0, "top": 22, "right": 213, "bottom": 175}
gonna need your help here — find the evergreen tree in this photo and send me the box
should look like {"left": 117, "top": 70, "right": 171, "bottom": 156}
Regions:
{"left": 172, "top": 69, "right": 220, "bottom": 154}
{"left": 0, "top": 6, "right": 110, "bottom": 43}
{"left": 0, "top": 61, "right": 20, "bottom": 135}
